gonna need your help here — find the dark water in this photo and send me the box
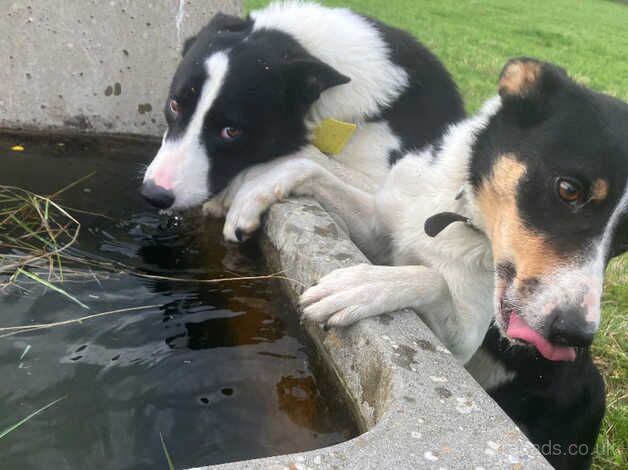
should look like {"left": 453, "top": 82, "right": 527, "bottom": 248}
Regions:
{"left": 0, "top": 133, "right": 356, "bottom": 470}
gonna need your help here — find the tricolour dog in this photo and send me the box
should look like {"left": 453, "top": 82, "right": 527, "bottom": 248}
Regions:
{"left": 289, "top": 59, "right": 626, "bottom": 469}
{"left": 140, "top": 1, "right": 463, "bottom": 263}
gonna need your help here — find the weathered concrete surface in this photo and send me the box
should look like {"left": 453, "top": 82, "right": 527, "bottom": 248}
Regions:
{"left": 0, "top": 0, "right": 242, "bottom": 136}
{"left": 192, "top": 199, "right": 551, "bottom": 470}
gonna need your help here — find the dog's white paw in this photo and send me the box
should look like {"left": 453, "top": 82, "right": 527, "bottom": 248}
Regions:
{"left": 300, "top": 264, "right": 389, "bottom": 328}
{"left": 221, "top": 158, "right": 319, "bottom": 243}
{"left": 223, "top": 183, "right": 287, "bottom": 242}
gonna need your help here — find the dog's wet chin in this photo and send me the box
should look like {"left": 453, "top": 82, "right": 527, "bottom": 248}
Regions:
{"left": 167, "top": 188, "right": 211, "bottom": 212}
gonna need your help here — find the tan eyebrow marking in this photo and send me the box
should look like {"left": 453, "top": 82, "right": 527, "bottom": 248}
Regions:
{"left": 499, "top": 60, "right": 542, "bottom": 97}
{"left": 590, "top": 178, "right": 609, "bottom": 201}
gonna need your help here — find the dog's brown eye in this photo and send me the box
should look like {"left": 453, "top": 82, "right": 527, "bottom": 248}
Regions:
{"left": 169, "top": 99, "right": 179, "bottom": 116}
{"left": 220, "top": 126, "right": 242, "bottom": 141}
{"left": 556, "top": 178, "right": 584, "bottom": 205}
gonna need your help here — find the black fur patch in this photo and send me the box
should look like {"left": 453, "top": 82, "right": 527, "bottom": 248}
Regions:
{"left": 480, "top": 324, "right": 605, "bottom": 470}
{"left": 387, "top": 148, "right": 404, "bottom": 165}
{"left": 495, "top": 261, "right": 516, "bottom": 283}
{"left": 365, "top": 15, "right": 465, "bottom": 154}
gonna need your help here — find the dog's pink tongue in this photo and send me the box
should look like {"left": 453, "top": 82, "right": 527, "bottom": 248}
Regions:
{"left": 507, "top": 312, "right": 576, "bottom": 362}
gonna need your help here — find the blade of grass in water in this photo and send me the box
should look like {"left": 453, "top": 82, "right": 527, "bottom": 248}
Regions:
{"left": 159, "top": 432, "right": 175, "bottom": 470}
{"left": 8, "top": 214, "right": 52, "bottom": 249}
{"left": 16, "top": 268, "right": 89, "bottom": 309}
{"left": 0, "top": 185, "right": 81, "bottom": 280}
{"left": 47, "top": 171, "right": 96, "bottom": 199}
{"left": 31, "top": 196, "right": 64, "bottom": 281}
{"left": 0, "top": 304, "right": 161, "bottom": 338}
{"left": 0, "top": 396, "right": 66, "bottom": 440}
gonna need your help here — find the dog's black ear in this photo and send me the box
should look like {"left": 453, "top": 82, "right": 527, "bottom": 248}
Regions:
{"left": 183, "top": 13, "right": 250, "bottom": 56}
{"left": 285, "top": 58, "right": 351, "bottom": 106}
{"left": 207, "top": 12, "right": 251, "bottom": 33}
{"left": 498, "top": 58, "right": 568, "bottom": 126}
{"left": 182, "top": 35, "right": 197, "bottom": 56}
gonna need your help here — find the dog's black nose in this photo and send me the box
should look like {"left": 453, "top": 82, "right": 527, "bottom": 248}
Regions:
{"left": 548, "top": 308, "right": 596, "bottom": 347}
{"left": 139, "top": 180, "right": 175, "bottom": 209}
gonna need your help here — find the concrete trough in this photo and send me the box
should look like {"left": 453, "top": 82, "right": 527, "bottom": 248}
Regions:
{"left": 1, "top": 1, "right": 551, "bottom": 468}
{"left": 196, "top": 199, "right": 548, "bottom": 470}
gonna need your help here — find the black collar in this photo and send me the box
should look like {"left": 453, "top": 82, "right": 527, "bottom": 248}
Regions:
{"left": 424, "top": 212, "right": 480, "bottom": 237}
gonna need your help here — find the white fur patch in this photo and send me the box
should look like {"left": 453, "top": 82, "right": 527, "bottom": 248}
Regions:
{"left": 370, "top": 97, "right": 503, "bottom": 362}
{"left": 521, "top": 264, "right": 603, "bottom": 330}
{"left": 466, "top": 348, "right": 516, "bottom": 390}
{"left": 599, "top": 183, "right": 628, "bottom": 257}
{"left": 333, "top": 120, "right": 402, "bottom": 182}
{"left": 143, "top": 52, "right": 230, "bottom": 209}
{"left": 279, "top": 96, "right": 502, "bottom": 363}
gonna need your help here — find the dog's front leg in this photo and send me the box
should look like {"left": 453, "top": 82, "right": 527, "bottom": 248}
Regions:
{"left": 221, "top": 152, "right": 380, "bottom": 251}
{"left": 301, "top": 264, "right": 450, "bottom": 328}
{"left": 202, "top": 163, "right": 276, "bottom": 218}
{"left": 300, "top": 263, "right": 485, "bottom": 363}
{"left": 220, "top": 157, "right": 325, "bottom": 242}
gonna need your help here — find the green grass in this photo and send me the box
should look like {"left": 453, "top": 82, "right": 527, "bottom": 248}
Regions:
{"left": 247, "top": 0, "right": 628, "bottom": 112}
{"left": 246, "top": 1, "right": 627, "bottom": 467}
{"left": 594, "top": 256, "right": 627, "bottom": 468}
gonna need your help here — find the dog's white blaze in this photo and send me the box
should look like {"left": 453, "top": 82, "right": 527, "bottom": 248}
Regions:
{"left": 584, "top": 181, "right": 628, "bottom": 323}
{"left": 143, "top": 52, "right": 230, "bottom": 209}
{"left": 251, "top": 1, "right": 409, "bottom": 122}
{"left": 524, "top": 267, "right": 602, "bottom": 330}
{"left": 596, "top": 181, "right": 628, "bottom": 264}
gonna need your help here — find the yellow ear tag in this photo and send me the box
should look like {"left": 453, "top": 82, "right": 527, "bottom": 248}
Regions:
{"left": 311, "top": 118, "right": 357, "bottom": 155}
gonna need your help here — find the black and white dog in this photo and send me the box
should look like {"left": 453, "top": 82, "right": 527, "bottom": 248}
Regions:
{"left": 296, "top": 59, "right": 628, "bottom": 469}
{"left": 140, "top": 1, "right": 463, "bottom": 262}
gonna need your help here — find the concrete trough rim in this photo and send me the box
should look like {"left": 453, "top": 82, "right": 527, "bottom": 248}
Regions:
{"left": 191, "top": 198, "right": 550, "bottom": 470}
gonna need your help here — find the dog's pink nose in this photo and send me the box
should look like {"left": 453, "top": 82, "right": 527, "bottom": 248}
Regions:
{"left": 139, "top": 180, "right": 175, "bottom": 209}
{"left": 153, "top": 164, "right": 175, "bottom": 190}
